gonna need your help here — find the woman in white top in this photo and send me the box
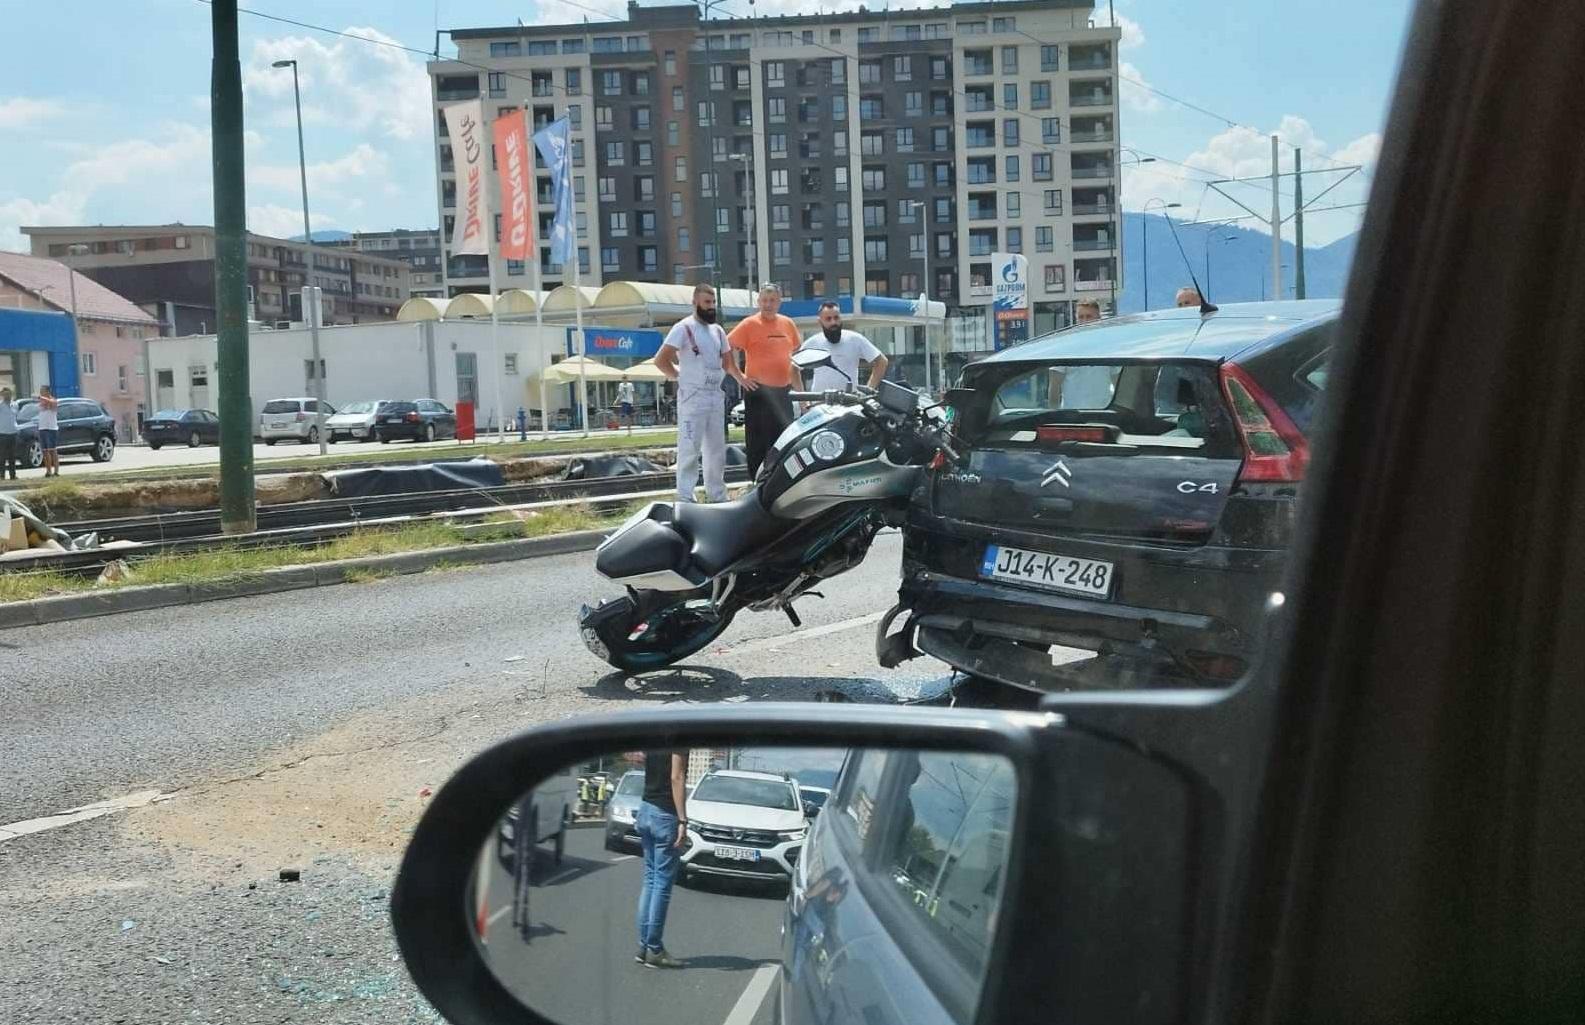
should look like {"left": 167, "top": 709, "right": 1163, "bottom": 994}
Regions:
{"left": 36, "top": 385, "right": 60, "bottom": 477}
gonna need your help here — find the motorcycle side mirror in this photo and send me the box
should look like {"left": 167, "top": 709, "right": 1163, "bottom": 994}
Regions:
{"left": 791, "top": 348, "right": 836, "bottom": 371}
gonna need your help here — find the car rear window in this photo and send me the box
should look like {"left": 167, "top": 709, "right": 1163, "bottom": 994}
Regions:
{"left": 340, "top": 401, "right": 376, "bottom": 414}
{"left": 151, "top": 409, "right": 183, "bottom": 420}
{"left": 262, "top": 400, "right": 301, "bottom": 414}
{"left": 965, "top": 360, "right": 1240, "bottom": 456}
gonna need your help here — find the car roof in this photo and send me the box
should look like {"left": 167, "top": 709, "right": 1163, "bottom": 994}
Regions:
{"left": 703, "top": 769, "right": 791, "bottom": 783}
{"left": 797, "top": 784, "right": 832, "bottom": 794}
{"left": 973, "top": 300, "right": 1341, "bottom": 365}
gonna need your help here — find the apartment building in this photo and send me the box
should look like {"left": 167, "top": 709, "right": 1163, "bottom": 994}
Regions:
{"left": 329, "top": 229, "right": 445, "bottom": 297}
{"left": 23, "top": 225, "right": 412, "bottom": 333}
{"left": 430, "top": 0, "right": 1120, "bottom": 335}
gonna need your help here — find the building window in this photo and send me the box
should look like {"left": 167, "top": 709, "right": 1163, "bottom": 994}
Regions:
{"left": 934, "top": 162, "right": 953, "bottom": 187}
{"left": 1007, "top": 227, "right": 1023, "bottom": 253}
{"left": 766, "top": 61, "right": 785, "bottom": 87}
{"left": 490, "top": 41, "right": 521, "bottom": 57}
{"left": 804, "top": 240, "right": 826, "bottom": 263}
{"left": 602, "top": 247, "right": 620, "bottom": 272}
{"left": 562, "top": 38, "right": 585, "bottom": 53}
{"left": 715, "top": 208, "right": 731, "bottom": 233}
{"left": 860, "top": 96, "right": 884, "bottom": 120}
{"left": 639, "top": 246, "right": 658, "bottom": 273}
{"left": 1037, "top": 226, "right": 1054, "bottom": 252}
{"left": 672, "top": 192, "right": 684, "bottom": 217}
{"left": 772, "top": 204, "right": 791, "bottom": 229}
{"left": 894, "top": 55, "right": 912, "bottom": 81}
{"left": 834, "top": 131, "right": 848, "bottom": 156}
{"left": 81, "top": 352, "right": 97, "bottom": 376}
{"left": 673, "top": 155, "right": 688, "bottom": 182}
{"left": 906, "top": 162, "right": 926, "bottom": 189}
{"left": 836, "top": 203, "right": 850, "bottom": 229}
{"left": 936, "top": 232, "right": 953, "bottom": 259}
{"left": 899, "top": 198, "right": 918, "bottom": 223}
{"left": 1001, "top": 45, "right": 1019, "bottom": 74}
{"left": 858, "top": 26, "right": 879, "bottom": 43}
{"left": 678, "top": 227, "right": 690, "bottom": 252}
{"left": 567, "top": 104, "right": 583, "bottom": 129}
{"left": 697, "top": 100, "right": 716, "bottom": 127}
{"left": 932, "top": 126, "right": 950, "bottom": 151}
{"left": 992, "top": 15, "right": 1016, "bottom": 31}
{"left": 835, "top": 167, "right": 850, "bottom": 191}
{"left": 703, "top": 241, "right": 718, "bottom": 264}
{"left": 768, "top": 97, "right": 786, "bottom": 123}
{"left": 608, "top": 211, "right": 629, "bottom": 237}
{"left": 837, "top": 237, "right": 851, "bottom": 261}
{"left": 596, "top": 106, "right": 614, "bottom": 130}
{"left": 1041, "top": 44, "right": 1059, "bottom": 71}
{"left": 864, "top": 237, "right": 888, "bottom": 263}
{"left": 664, "top": 50, "right": 677, "bottom": 75}
{"left": 701, "top": 172, "right": 717, "bottom": 197}
{"left": 1045, "top": 265, "right": 1065, "bottom": 290}
{"left": 772, "top": 239, "right": 791, "bottom": 265}
{"left": 830, "top": 58, "right": 845, "bottom": 85}
{"left": 709, "top": 65, "right": 726, "bottom": 90}
{"left": 896, "top": 127, "right": 915, "bottom": 152}
{"left": 904, "top": 91, "right": 923, "bottom": 117}
{"left": 593, "top": 36, "right": 621, "bottom": 53}
{"left": 566, "top": 69, "right": 582, "bottom": 95}
{"left": 861, "top": 131, "right": 884, "bottom": 157}
{"left": 960, "top": 20, "right": 987, "bottom": 34}
{"left": 633, "top": 107, "right": 651, "bottom": 130}
{"left": 1006, "top": 155, "right": 1021, "bottom": 182}
{"left": 735, "top": 66, "right": 751, "bottom": 90}
{"left": 771, "top": 168, "right": 789, "bottom": 194}
{"left": 770, "top": 132, "right": 788, "bottom": 158}
{"left": 1043, "top": 117, "right": 1061, "bottom": 143}
{"left": 1004, "top": 119, "right": 1020, "bottom": 147}
{"left": 601, "top": 70, "right": 622, "bottom": 95}
{"left": 603, "top": 140, "right": 625, "bottom": 166}
{"left": 632, "top": 71, "right": 651, "bottom": 95}
{"left": 488, "top": 72, "right": 506, "bottom": 97}
{"left": 832, "top": 95, "right": 847, "bottom": 121}
{"left": 667, "top": 120, "right": 679, "bottom": 145}
{"left": 1007, "top": 192, "right": 1022, "bottom": 217}
{"left": 930, "top": 56, "right": 949, "bottom": 80}
{"left": 862, "top": 167, "right": 885, "bottom": 191}
{"left": 1044, "top": 189, "right": 1063, "bottom": 213}
{"left": 637, "top": 176, "right": 655, "bottom": 201}
{"left": 909, "top": 233, "right": 926, "bottom": 258}
{"left": 863, "top": 201, "right": 887, "bottom": 228}
{"left": 636, "top": 140, "right": 654, "bottom": 165}
{"left": 1031, "top": 81, "right": 1052, "bottom": 109}
{"left": 1003, "top": 83, "right": 1018, "bottom": 110}
{"left": 1033, "top": 153, "right": 1053, "bottom": 181}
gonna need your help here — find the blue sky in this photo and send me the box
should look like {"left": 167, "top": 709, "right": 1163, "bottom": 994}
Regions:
{"left": 0, "top": 0, "right": 1413, "bottom": 252}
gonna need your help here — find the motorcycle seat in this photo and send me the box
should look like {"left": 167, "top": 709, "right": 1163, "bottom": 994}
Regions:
{"left": 673, "top": 492, "right": 788, "bottom": 576}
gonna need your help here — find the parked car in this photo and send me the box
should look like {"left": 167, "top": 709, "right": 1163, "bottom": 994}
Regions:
{"left": 887, "top": 301, "right": 1338, "bottom": 694}
{"left": 729, "top": 400, "right": 746, "bottom": 427}
{"left": 782, "top": 748, "right": 1016, "bottom": 1025}
{"left": 324, "top": 400, "right": 390, "bottom": 443}
{"left": 14, "top": 397, "right": 118, "bottom": 467}
{"left": 680, "top": 769, "right": 807, "bottom": 891}
{"left": 371, "top": 399, "right": 457, "bottom": 443}
{"left": 139, "top": 408, "right": 219, "bottom": 451}
{"left": 258, "top": 397, "right": 335, "bottom": 445}
{"left": 602, "top": 770, "right": 645, "bottom": 852}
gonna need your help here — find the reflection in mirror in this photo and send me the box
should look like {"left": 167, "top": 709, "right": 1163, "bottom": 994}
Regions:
{"left": 469, "top": 745, "right": 1018, "bottom": 1025}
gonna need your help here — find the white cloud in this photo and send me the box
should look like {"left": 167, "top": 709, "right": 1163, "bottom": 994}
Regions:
{"left": 247, "top": 203, "right": 337, "bottom": 239}
{"left": 1115, "top": 12, "right": 1146, "bottom": 50}
{"left": 251, "top": 143, "right": 390, "bottom": 197}
{"left": 1331, "top": 132, "right": 1383, "bottom": 171}
{"left": 1119, "top": 62, "right": 1163, "bottom": 113}
{"left": 0, "top": 97, "right": 68, "bottom": 130}
{"left": 243, "top": 27, "right": 431, "bottom": 141}
{"left": 0, "top": 191, "right": 88, "bottom": 252}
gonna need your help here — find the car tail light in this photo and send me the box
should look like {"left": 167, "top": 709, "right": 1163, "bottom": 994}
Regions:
{"left": 1219, "top": 363, "right": 1308, "bottom": 482}
{"left": 406, "top": 411, "right": 419, "bottom": 423}
{"left": 1036, "top": 425, "right": 1112, "bottom": 444}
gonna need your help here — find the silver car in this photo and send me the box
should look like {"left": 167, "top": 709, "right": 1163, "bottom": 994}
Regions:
{"left": 259, "top": 397, "right": 335, "bottom": 445}
{"left": 324, "top": 400, "right": 389, "bottom": 443}
{"left": 602, "top": 771, "right": 645, "bottom": 852}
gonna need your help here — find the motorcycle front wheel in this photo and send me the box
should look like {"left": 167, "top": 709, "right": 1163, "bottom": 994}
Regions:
{"left": 578, "top": 593, "right": 737, "bottom": 673}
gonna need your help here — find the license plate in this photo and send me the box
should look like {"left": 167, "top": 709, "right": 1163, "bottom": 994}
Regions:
{"left": 981, "top": 544, "right": 1114, "bottom": 599}
{"left": 271, "top": 422, "right": 288, "bottom": 429}
{"left": 385, "top": 416, "right": 403, "bottom": 423}
{"left": 714, "top": 845, "right": 761, "bottom": 862}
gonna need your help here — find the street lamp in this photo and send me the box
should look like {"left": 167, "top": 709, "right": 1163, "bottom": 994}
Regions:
{"left": 1140, "top": 198, "right": 1180, "bottom": 311}
{"left": 273, "top": 57, "right": 327, "bottom": 455}
{"left": 729, "top": 152, "right": 756, "bottom": 290}
{"left": 1207, "top": 234, "right": 1237, "bottom": 297}
{"left": 1115, "top": 149, "right": 1156, "bottom": 315}
{"left": 906, "top": 199, "right": 935, "bottom": 393}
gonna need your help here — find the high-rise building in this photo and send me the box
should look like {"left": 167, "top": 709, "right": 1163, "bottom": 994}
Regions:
{"left": 329, "top": 229, "right": 445, "bottom": 298}
{"left": 429, "top": 0, "right": 1121, "bottom": 336}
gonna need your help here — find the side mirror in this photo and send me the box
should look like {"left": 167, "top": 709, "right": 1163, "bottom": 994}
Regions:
{"left": 942, "top": 387, "right": 977, "bottom": 407}
{"left": 790, "top": 347, "right": 836, "bottom": 372}
{"left": 390, "top": 704, "right": 1208, "bottom": 1025}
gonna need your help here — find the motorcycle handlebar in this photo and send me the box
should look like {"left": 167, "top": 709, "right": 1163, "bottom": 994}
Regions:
{"left": 788, "top": 390, "right": 864, "bottom": 405}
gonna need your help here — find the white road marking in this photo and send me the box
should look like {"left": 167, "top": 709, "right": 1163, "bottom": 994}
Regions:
{"left": 486, "top": 904, "right": 515, "bottom": 928}
{"left": 722, "top": 964, "right": 779, "bottom": 1025}
{"left": 725, "top": 611, "right": 885, "bottom": 657}
{"left": 0, "top": 789, "right": 172, "bottom": 843}
{"left": 610, "top": 854, "right": 638, "bottom": 862}
{"left": 543, "top": 867, "right": 580, "bottom": 885}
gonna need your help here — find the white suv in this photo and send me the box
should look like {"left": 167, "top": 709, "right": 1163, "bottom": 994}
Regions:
{"left": 682, "top": 769, "right": 808, "bottom": 889}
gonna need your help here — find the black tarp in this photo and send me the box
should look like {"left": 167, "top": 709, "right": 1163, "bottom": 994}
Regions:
{"left": 562, "top": 454, "right": 666, "bottom": 480}
{"left": 324, "top": 459, "right": 506, "bottom": 498}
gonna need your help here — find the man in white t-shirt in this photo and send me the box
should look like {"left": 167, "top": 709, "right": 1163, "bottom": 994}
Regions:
{"left": 655, "top": 283, "right": 735, "bottom": 502}
{"left": 799, "top": 302, "right": 890, "bottom": 393}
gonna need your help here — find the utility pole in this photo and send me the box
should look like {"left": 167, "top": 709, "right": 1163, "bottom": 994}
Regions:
{"left": 274, "top": 58, "right": 327, "bottom": 455}
{"left": 1269, "top": 135, "right": 1281, "bottom": 308}
{"left": 1293, "top": 147, "right": 1307, "bottom": 300}
{"left": 211, "top": 0, "right": 255, "bottom": 533}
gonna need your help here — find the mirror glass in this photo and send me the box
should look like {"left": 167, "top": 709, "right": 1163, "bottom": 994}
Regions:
{"left": 469, "top": 744, "right": 1018, "bottom": 1025}
{"left": 791, "top": 347, "right": 834, "bottom": 370}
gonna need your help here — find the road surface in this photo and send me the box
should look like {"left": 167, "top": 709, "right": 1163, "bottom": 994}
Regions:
{"left": 0, "top": 532, "right": 946, "bottom": 1024}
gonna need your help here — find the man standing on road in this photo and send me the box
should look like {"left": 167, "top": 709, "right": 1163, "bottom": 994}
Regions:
{"left": 0, "top": 387, "right": 19, "bottom": 480}
{"left": 727, "top": 284, "right": 800, "bottom": 478}
{"left": 35, "top": 385, "right": 59, "bottom": 478}
{"left": 616, "top": 376, "right": 636, "bottom": 435}
{"left": 635, "top": 749, "right": 689, "bottom": 969}
{"left": 655, "top": 283, "right": 731, "bottom": 503}
{"left": 800, "top": 301, "right": 889, "bottom": 394}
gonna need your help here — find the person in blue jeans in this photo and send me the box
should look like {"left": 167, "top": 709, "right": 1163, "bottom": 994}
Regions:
{"left": 635, "top": 749, "right": 689, "bottom": 968}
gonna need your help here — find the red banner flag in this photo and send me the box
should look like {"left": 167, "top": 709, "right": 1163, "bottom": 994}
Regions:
{"left": 492, "top": 110, "right": 536, "bottom": 262}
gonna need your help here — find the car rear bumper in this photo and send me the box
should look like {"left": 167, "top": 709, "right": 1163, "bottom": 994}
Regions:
{"left": 897, "top": 516, "right": 1284, "bottom": 689}
{"left": 259, "top": 424, "right": 310, "bottom": 439}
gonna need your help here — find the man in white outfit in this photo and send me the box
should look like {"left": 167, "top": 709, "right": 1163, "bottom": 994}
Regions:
{"left": 800, "top": 301, "right": 889, "bottom": 393}
{"left": 655, "top": 283, "right": 733, "bottom": 502}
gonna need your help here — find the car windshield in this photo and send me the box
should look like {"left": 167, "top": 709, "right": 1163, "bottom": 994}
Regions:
{"left": 615, "top": 774, "right": 643, "bottom": 797}
{"left": 692, "top": 776, "right": 798, "bottom": 810}
{"left": 339, "top": 401, "right": 377, "bottom": 414}
{"left": 260, "top": 400, "right": 299, "bottom": 414}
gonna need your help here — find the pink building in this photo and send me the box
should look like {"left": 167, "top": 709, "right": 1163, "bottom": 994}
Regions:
{"left": 0, "top": 251, "right": 158, "bottom": 440}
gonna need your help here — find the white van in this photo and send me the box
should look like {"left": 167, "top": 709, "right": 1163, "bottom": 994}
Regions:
{"left": 496, "top": 763, "right": 579, "bottom": 868}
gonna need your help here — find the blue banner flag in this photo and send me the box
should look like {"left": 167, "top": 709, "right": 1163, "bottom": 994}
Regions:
{"left": 532, "top": 116, "right": 575, "bottom": 266}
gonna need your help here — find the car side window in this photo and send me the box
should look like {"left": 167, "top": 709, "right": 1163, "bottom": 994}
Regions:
{"left": 836, "top": 750, "right": 888, "bottom": 845}
{"left": 63, "top": 401, "right": 94, "bottom": 420}
{"left": 876, "top": 752, "right": 1015, "bottom": 977}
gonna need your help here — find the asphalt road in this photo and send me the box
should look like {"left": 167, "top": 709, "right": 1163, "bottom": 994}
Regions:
{"left": 0, "top": 532, "right": 948, "bottom": 1024}
{"left": 478, "top": 826, "right": 782, "bottom": 1025}
{"left": 0, "top": 424, "right": 677, "bottom": 483}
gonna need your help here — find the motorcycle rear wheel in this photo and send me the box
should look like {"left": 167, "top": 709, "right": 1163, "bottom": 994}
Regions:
{"left": 579, "top": 593, "right": 737, "bottom": 673}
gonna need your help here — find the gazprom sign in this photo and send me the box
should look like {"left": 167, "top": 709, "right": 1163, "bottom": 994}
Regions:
{"left": 991, "top": 252, "right": 1029, "bottom": 350}
{"left": 566, "top": 325, "right": 664, "bottom": 359}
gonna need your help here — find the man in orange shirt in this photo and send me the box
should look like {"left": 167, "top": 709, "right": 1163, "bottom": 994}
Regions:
{"left": 726, "top": 283, "right": 800, "bottom": 478}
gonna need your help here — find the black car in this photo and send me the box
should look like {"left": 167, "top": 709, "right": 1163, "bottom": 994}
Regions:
{"left": 375, "top": 399, "right": 457, "bottom": 443}
{"left": 142, "top": 408, "right": 221, "bottom": 450}
{"left": 885, "top": 300, "right": 1338, "bottom": 693}
{"left": 14, "top": 397, "right": 118, "bottom": 468}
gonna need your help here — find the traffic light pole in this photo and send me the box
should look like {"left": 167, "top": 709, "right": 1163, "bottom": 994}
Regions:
{"left": 211, "top": 0, "right": 256, "bottom": 533}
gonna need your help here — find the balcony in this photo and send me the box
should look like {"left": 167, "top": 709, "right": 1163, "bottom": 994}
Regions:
{"left": 1072, "top": 163, "right": 1114, "bottom": 180}
{"left": 1069, "top": 46, "right": 1113, "bottom": 71}
{"left": 1070, "top": 88, "right": 1114, "bottom": 108}
{"left": 1073, "top": 239, "right": 1113, "bottom": 252}
{"left": 1072, "top": 202, "right": 1113, "bottom": 216}
{"left": 435, "top": 76, "right": 480, "bottom": 101}
{"left": 1070, "top": 129, "right": 1114, "bottom": 144}
{"left": 1073, "top": 278, "right": 1114, "bottom": 292}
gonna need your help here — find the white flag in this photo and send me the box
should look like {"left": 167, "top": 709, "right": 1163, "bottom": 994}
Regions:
{"left": 444, "top": 99, "right": 491, "bottom": 256}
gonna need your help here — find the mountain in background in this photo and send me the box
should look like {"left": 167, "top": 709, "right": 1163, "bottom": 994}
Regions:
{"left": 289, "top": 229, "right": 353, "bottom": 243}
{"left": 1116, "top": 213, "right": 1359, "bottom": 313}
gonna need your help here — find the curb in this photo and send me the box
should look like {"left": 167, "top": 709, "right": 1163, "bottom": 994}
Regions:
{"left": 0, "top": 528, "right": 609, "bottom": 631}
